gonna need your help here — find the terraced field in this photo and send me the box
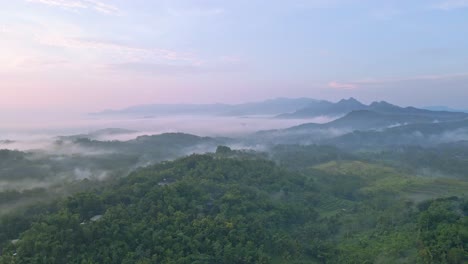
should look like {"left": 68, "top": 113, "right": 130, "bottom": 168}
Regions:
{"left": 404, "top": 178, "right": 468, "bottom": 202}
{"left": 313, "top": 161, "right": 400, "bottom": 180}
{"left": 314, "top": 194, "right": 355, "bottom": 217}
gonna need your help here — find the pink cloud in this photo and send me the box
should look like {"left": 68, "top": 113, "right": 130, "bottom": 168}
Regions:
{"left": 328, "top": 81, "right": 358, "bottom": 89}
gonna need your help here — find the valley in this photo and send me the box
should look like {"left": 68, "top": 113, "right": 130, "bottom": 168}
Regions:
{"left": 0, "top": 98, "right": 467, "bottom": 263}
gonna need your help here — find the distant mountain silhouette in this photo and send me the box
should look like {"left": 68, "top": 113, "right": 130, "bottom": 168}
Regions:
{"left": 92, "top": 98, "right": 319, "bottom": 117}
{"left": 277, "top": 97, "right": 365, "bottom": 118}
{"left": 253, "top": 103, "right": 468, "bottom": 146}
{"left": 279, "top": 98, "right": 468, "bottom": 121}
{"left": 424, "top": 106, "right": 468, "bottom": 113}
{"left": 286, "top": 110, "right": 433, "bottom": 132}
{"left": 92, "top": 98, "right": 468, "bottom": 129}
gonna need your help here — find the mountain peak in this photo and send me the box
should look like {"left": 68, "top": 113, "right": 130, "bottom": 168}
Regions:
{"left": 338, "top": 97, "right": 364, "bottom": 106}
{"left": 369, "top": 100, "right": 398, "bottom": 108}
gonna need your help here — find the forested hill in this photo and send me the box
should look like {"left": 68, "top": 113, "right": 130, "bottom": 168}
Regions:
{"left": 0, "top": 155, "right": 319, "bottom": 263}
{"left": 1, "top": 153, "right": 467, "bottom": 263}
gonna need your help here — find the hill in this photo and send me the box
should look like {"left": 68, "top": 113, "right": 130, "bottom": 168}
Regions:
{"left": 0, "top": 155, "right": 321, "bottom": 263}
{"left": 1, "top": 154, "right": 466, "bottom": 263}
{"left": 251, "top": 104, "right": 468, "bottom": 146}
{"left": 329, "top": 119, "right": 468, "bottom": 150}
{"left": 289, "top": 110, "right": 433, "bottom": 131}
{"left": 277, "top": 97, "right": 366, "bottom": 118}
{"left": 252, "top": 110, "right": 450, "bottom": 145}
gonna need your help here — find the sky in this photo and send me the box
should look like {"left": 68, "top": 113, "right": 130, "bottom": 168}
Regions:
{"left": 1, "top": 0, "right": 468, "bottom": 112}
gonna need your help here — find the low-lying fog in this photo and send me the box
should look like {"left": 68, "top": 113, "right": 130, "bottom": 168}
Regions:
{"left": 0, "top": 113, "right": 339, "bottom": 196}
{"left": 0, "top": 114, "right": 336, "bottom": 150}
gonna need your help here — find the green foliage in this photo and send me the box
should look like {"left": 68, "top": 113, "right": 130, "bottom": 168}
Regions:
{"left": 0, "top": 155, "right": 321, "bottom": 263}
{"left": 364, "top": 144, "right": 468, "bottom": 179}
{"left": 417, "top": 198, "right": 468, "bottom": 264}
{"left": 0, "top": 147, "right": 466, "bottom": 263}
{"left": 215, "top": 145, "right": 232, "bottom": 155}
{"left": 271, "top": 144, "right": 353, "bottom": 170}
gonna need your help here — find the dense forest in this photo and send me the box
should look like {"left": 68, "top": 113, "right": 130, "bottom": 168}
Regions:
{"left": 0, "top": 148, "right": 466, "bottom": 263}
{"left": 4, "top": 0, "right": 468, "bottom": 261}
{"left": 1, "top": 108, "right": 468, "bottom": 263}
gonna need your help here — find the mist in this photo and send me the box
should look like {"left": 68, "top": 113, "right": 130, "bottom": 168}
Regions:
{"left": 1, "top": 104, "right": 467, "bottom": 219}
{"left": 2, "top": 0, "right": 468, "bottom": 260}
{"left": 0, "top": 114, "right": 336, "bottom": 142}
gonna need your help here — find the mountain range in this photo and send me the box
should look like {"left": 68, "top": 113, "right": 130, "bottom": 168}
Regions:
{"left": 89, "top": 97, "right": 468, "bottom": 148}
{"left": 92, "top": 98, "right": 319, "bottom": 117}
{"left": 328, "top": 118, "right": 468, "bottom": 150}
{"left": 251, "top": 101, "right": 468, "bottom": 146}
{"left": 424, "top": 106, "right": 468, "bottom": 113}
{"left": 93, "top": 97, "right": 468, "bottom": 122}
{"left": 278, "top": 98, "right": 468, "bottom": 120}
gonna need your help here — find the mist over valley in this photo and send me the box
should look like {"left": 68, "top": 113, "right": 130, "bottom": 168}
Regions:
{"left": 2, "top": 1, "right": 468, "bottom": 262}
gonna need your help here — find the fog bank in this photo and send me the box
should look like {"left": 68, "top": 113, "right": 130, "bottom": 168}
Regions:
{"left": 0, "top": 114, "right": 337, "bottom": 142}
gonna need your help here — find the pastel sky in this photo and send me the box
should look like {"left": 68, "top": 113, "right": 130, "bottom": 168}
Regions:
{"left": 1, "top": 0, "right": 468, "bottom": 112}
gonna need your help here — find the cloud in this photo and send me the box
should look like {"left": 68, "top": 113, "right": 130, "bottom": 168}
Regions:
{"left": 432, "top": 0, "right": 468, "bottom": 10}
{"left": 26, "top": 0, "right": 120, "bottom": 15}
{"left": 37, "top": 37, "right": 201, "bottom": 65}
{"left": 328, "top": 81, "right": 358, "bottom": 89}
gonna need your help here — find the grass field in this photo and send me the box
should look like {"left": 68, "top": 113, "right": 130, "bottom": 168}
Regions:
{"left": 312, "top": 160, "right": 468, "bottom": 204}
